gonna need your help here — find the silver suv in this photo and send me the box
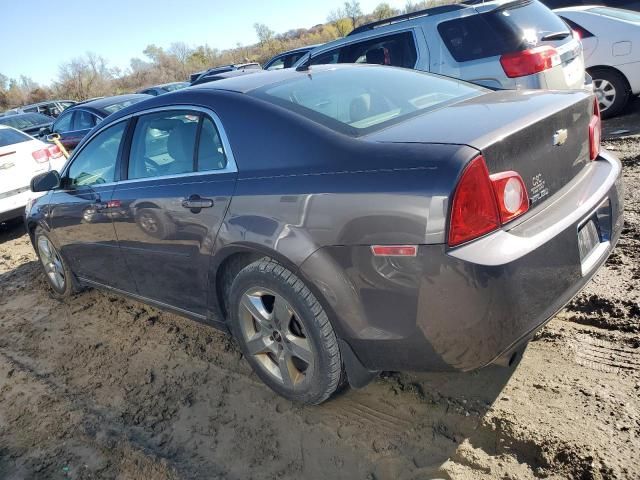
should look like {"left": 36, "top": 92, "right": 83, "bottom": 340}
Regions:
{"left": 295, "top": 0, "right": 587, "bottom": 91}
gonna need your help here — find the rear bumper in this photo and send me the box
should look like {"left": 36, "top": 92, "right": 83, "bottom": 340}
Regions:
{"left": 300, "top": 150, "right": 623, "bottom": 372}
{"left": 0, "top": 187, "right": 31, "bottom": 223}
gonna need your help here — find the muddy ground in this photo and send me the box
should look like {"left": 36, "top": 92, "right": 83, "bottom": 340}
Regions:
{"left": 0, "top": 135, "right": 639, "bottom": 480}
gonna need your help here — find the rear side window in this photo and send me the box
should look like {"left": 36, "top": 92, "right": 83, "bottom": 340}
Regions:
{"left": 67, "top": 122, "right": 126, "bottom": 187}
{"left": 559, "top": 17, "right": 594, "bottom": 38}
{"left": 128, "top": 111, "right": 199, "bottom": 180}
{"left": 438, "top": 1, "right": 570, "bottom": 62}
{"left": 197, "top": 117, "right": 227, "bottom": 171}
{"left": 311, "top": 32, "right": 418, "bottom": 68}
{"left": 74, "top": 111, "right": 97, "bottom": 130}
{"left": 0, "top": 128, "right": 30, "bottom": 147}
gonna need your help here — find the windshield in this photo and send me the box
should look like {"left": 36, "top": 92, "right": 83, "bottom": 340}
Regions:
{"left": 253, "top": 66, "right": 484, "bottom": 135}
{"left": 0, "top": 128, "right": 31, "bottom": 147}
{"left": 0, "top": 113, "right": 52, "bottom": 129}
{"left": 164, "top": 82, "right": 189, "bottom": 92}
{"left": 589, "top": 7, "right": 640, "bottom": 22}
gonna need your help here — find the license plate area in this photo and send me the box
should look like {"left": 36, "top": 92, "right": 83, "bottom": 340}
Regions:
{"left": 578, "top": 198, "right": 612, "bottom": 276}
{"left": 578, "top": 219, "right": 600, "bottom": 261}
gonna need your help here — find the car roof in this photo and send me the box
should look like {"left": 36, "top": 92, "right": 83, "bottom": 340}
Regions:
{"left": 70, "top": 94, "right": 151, "bottom": 112}
{"left": 190, "top": 64, "right": 379, "bottom": 94}
{"left": 276, "top": 44, "right": 323, "bottom": 55}
{"left": 553, "top": 5, "right": 608, "bottom": 12}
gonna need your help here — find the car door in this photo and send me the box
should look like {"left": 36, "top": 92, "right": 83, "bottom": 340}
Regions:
{"left": 111, "top": 107, "right": 237, "bottom": 317}
{"left": 48, "top": 119, "right": 137, "bottom": 291}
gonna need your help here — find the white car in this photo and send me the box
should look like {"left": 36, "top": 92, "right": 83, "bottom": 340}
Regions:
{"left": 554, "top": 6, "right": 640, "bottom": 117}
{"left": 0, "top": 125, "right": 66, "bottom": 223}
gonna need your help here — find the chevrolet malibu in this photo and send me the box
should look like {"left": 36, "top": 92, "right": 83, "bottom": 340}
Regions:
{"left": 26, "top": 65, "right": 623, "bottom": 404}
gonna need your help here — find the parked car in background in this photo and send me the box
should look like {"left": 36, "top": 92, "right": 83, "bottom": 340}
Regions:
{"left": 0, "top": 112, "right": 55, "bottom": 138}
{"left": 0, "top": 126, "right": 64, "bottom": 223}
{"left": 295, "top": 0, "right": 587, "bottom": 91}
{"left": 190, "top": 67, "right": 262, "bottom": 86}
{"left": 190, "top": 63, "right": 261, "bottom": 84}
{"left": 27, "top": 65, "right": 621, "bottom": 404}
{"left": 541, "top": 0, "right": 640, "bottom": 11}
{"left": 4, "top": 100, "right": 76, "bottom": 118}
{"left": 137, "top": 82, "right": 190, "bottom": 96}
{"left": 40, "top": 94, "right": 151, "bottom": 152}
{"left": 264, "top": 44, "right": 322, "bottom": 70}
{"left": 555, "top": 6, "right": 640, "bottom": 117}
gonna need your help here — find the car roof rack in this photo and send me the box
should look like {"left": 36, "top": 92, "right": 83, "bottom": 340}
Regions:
{"left": 348, "top": 4, "right": 467, "bottom": 36}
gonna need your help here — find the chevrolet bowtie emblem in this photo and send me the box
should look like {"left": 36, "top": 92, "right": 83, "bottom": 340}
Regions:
{"left": 553, "top": 129, "right": 568, "bottom": 146}
{"left": 0, "top": 162, "right": 15, "bottom": 170}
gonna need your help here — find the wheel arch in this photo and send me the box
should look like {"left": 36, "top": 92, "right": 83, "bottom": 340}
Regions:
{"left": 587, "top": 65, "right": 632, "bottom": 93}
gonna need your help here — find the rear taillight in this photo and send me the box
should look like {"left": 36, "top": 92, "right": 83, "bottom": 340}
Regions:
{"left": 448, "top": 156, "right": 500, "bottom": 247}
{"left": 500, "top": 46, "right": 561, "bottom": 78}
{"left": 449, "top": 156, "right": 530, "bottom": 247}
{"left": 489, "top": 171, "right": 530, "bottom": 224}
{"left": 31, "top": 148, "right": 50, "bottom": 163}
{"left": 589, "top": 98, "right": 601, "bottom": 161}
{"left": 47, "top": 145, "right": 62, "bottom": 159}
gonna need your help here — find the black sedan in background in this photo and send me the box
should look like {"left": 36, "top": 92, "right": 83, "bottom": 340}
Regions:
{"left": 137, "top": 82, "right": 190, "bottom": 96}
{"left": 27, "top": 65, "right": 622, "bottom": 405}
{"left": 0, "top": 112, "right": 55, "bottom": 138}
{"left": 41, "top": 94, "right": 151, "bottom": 151}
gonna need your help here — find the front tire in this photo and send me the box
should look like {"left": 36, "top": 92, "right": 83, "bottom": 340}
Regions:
{"left": 34, "top": 227, "right": 79, "bottom": 299}
{"left": 590, "top": 68, "right": 630, "bottom": 119}
{"left": 228, "top": 258, "right": 344, "bottom": 404}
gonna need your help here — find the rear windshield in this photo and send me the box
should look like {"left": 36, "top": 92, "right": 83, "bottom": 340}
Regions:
{"left": 0, "top": 128, "right": 31, "bottom": 147}
{"left": 103, "top": 98, "right": 146, "bottom": 114}
{"left": 589, "top": 7, "right": 640, "bottom": 22}
{"left": 0, "top": 113, "right": 52, "bottom": 129}
{"left": 438, "top": 0, "right": 570, "bottom": 62}
{"left": 252, "top": 67, "right": 484, "bottom": 135}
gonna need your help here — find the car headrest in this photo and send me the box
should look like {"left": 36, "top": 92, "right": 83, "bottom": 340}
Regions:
{"left": 365, "top": 47, "right": 389, "bottom": 66}
{"left": 167, "top": 122, "right": 197, "bottom": 165}
{"left": 350, "top": 94, "right": 371, "bottom": 124}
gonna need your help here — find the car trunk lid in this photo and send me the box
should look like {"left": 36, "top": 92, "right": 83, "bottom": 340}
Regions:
{"left": 367, "top": 88, "right": 595, "bottom": 209}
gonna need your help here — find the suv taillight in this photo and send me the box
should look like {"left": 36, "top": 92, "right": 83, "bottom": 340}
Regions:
{"left": 449, "top": 156, "right": 529, "bottom": 247}
{"left": 589, "top": 98, "right": 601, "bottom": 161}
{"left": 500, "top": 46, "right": 561, "bottom": 78}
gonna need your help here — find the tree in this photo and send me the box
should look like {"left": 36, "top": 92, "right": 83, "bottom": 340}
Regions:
{"left": 334, "top": 18, "right": 353, "bottom": 36}
{"left": 344, "top": 1, "right": 363, "bottom": 27}
{"left": 373, "top": 2, "right": 399, "bottom": 20}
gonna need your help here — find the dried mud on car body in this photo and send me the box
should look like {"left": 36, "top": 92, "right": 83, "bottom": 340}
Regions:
{"left": 0, "top": 138, "right": 639, "bottom": 479}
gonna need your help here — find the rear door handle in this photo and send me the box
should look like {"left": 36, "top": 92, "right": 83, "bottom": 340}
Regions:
{"left": 182, "top": 195, "right": 214, "bottom": 209}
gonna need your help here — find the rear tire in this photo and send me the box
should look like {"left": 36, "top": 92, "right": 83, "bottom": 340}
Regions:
{"left": 34, "top": 227, "right": 80, "bottom": 299}
{"left": 590, "top": 68, "right": 630, "bottom": 119}
{"left": 228, "top": 258, "right": 344, "bottom": 404}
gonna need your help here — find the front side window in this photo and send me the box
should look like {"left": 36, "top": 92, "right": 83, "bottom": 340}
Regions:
{"left": 310, "top": 32, "right": 418, "bottom": 68}
{"left": 54, "top": 111, "right": 73, "bottom": 132}
{"left": 266, "top": 56, "right": 285, "bottom": 70}
{"left": 128, "top": 111, "right": 199, "bottom": 180}
{"left": 67, "top": 121, "right": 126, "bottom": 187}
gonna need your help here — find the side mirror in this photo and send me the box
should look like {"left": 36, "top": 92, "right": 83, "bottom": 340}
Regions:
{"left": 39, "top": 126, "right": 51, "bottom": 138}
{"left": 31, "top": 170, "right": 61, "bottom": 193}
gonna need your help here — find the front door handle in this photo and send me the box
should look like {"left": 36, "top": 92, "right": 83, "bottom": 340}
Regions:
{"left": 182, "top": 195, "right": 214, "bottom": 210}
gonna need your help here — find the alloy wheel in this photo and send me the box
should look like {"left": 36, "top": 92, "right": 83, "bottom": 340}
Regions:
{"left": 139, "top": 212, "right": 159, "bottom": 234}
{"left": 239, "top": 288, "right": 313, "bottom": 388}
{"left": 37, "top": 236, "right": 66, "bottom": 291}
{"left": 594, "top": 78, "right": 616, "bottom": 113}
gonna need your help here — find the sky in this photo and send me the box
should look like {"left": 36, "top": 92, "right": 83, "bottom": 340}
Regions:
{"left": 0, "top": 0, "right": 408, "bottom": 86}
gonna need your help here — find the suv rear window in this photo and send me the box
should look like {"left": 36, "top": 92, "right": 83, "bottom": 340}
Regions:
{"left": 438, "top": 0, "right": 570, "bottom": 62}
{"left": 0, "top": 128, "right": 31, "bottom": 147}
{"left": 253, "top": 66, "right": 483, "bottom": 135}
